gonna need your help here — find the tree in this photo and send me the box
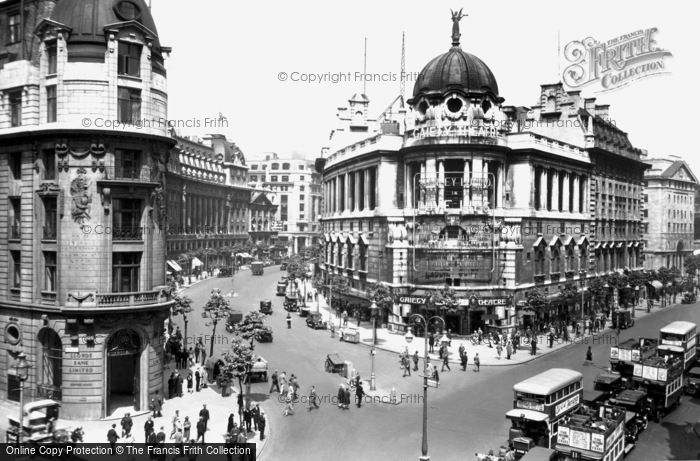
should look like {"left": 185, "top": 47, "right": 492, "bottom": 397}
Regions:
{"left": 684, "top": 255, "right": 700, "bottom": 276}
{"left": 220, "top": 335, "right": 255, "bottom": 414}
{"left": 588, "top": 277, "right": 607, "bottom": 312}
{"left": 367, "top": 282, "right": 394, "bottom": 324}
{"left": 203, "top": 288, "right": 232, "bottom": 357}
{"left": 237, "top": 311, "right": 268, "bottom": 340}
{"left": 171, "top": 290, "right": 193, "bottom": 343}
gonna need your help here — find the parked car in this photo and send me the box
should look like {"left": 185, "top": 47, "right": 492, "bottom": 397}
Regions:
{"left": 685, "top": 367, "right": 700, "bottom": 396}
{"left": 276, "top": 281, "right": 287, "bottom": 296}
{"left": 225, "top": 311, "right": 243, "bottom": 332}
{"left": 306, "top": 312, "right": 327, "bottom": 329}
{"left": 249, "top": 357, "right": 268, "bottom": 382}
{"left": 255, "top": 326, "right": 273, "bottom": 343}
{"left": 611, "top": 309, "right": 634, "bottom": 329}
{"left": 259, "top": 300, "right": 272, "bottom": 315}
{"left": 339, "top": 327, "right": 360, "bottom": 343}
{"left": 217, "top": 268, "right": 232, "bottom": 278}
{"left": 284, "top": 295, "right": 299, "bottom": 312}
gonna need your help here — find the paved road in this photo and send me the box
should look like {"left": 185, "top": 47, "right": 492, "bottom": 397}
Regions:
{"left": 177, "top": 271, "right": 700, "bottom": 461}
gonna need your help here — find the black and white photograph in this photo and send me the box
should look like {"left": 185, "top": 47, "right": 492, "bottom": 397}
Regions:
{"left": 0, "top": 1, "right": 699, "bottom": 460}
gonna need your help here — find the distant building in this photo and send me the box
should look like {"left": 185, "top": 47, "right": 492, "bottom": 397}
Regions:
{"left": 642, "top": 157, "right": 698, "bottom": 269}
{"left": 165, "top": 133, "right": 251, "bottom": 272}
{"left": 249, "top": 189, "right": 279, "bottom": 258}
{"left": 0, "top": 0, "right": 172, "bottom": 419}
{"left": 247, "top": 153, "right": 322, "bottom": 254}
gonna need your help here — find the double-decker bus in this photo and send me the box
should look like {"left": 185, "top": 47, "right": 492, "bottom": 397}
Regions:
{"left": 609, "top": 338, "right": 658, "bottom": 379}
{"left": 632, "top": 355, "right": 684, "bottom": 416}
{"left": 506, "top": 368, "right": 583, "bottom": 450}
{"left": 556, "top": 404, "right": 627, "bottom": 461}
{"left": 658, "top": 321, "right": 697, "bottom": 370}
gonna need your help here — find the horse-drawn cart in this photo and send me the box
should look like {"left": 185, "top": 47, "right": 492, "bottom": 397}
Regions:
{"left": 325, "top": 353, "right": 345, "bottom": 374}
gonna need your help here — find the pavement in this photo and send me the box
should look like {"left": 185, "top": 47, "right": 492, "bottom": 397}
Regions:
{"left": 311, "top": 293, "right": 673, "bottom": 367}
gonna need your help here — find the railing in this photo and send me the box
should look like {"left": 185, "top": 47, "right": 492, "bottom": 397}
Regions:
{"left": 112, "top": 226, "right": 143, "bottom": 241}
{"left": 96, "top": 289, "right": 165, "bottom": 307}
{"left": 43, "top": 226, "right": 57, "bottom": 240}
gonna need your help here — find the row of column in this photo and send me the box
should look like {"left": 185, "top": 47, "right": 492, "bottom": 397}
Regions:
{"left": 183, "top": 193, "right": 229, "bottom": 232}
{"left": 326, "top": 241, "right": 366, "bottom": 270}
{"left": 407, "top": 159, "right": 504, "bottom": 210}
{"left": 536, "top": 168, "right": 587, "bottom": 213}
{"left": 324, "top": 167, "right": 377, "bottom": 214}
{"left": 597, "top": 246, "right": 639, "bottom": 272}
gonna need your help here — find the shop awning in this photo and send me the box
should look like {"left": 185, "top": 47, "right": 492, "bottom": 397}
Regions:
{"left": 236, "top": 253, "right": 252, "bottom": 259}
{"left": 505, "top": 408, "right": 549, "bottom": 422}
{"left": 167, "top": 260, "right": 183, "bottom": 272}
{"left": 191, "top": 257, "right": 204, "bottom": 268}
{"left": 647, "top": 280, "right": 663, "bottom": 290}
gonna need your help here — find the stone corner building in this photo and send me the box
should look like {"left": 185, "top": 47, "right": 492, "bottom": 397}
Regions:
{"left": 319, "top": 18, "right": 647, "bottom": 336}
{"left": 642, "top": 157, "right": 698, "bottom": 270}
{"left": 0, "top": 0, "right": 173, "bottom": 419}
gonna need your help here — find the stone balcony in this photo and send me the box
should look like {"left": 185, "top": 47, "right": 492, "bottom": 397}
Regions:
{"left": 61, "top": 288, "right": 170, "bottom": 311}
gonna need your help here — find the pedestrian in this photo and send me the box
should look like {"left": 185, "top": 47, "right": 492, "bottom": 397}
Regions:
{"left": 531, "top": 338, "right": 537, "bottom": 356}
{"left": 337, "top": 384, "right": 345, "bottom": 409}
{"left": 344, "top": 385, "right": 351, "bottom": 410}
{"left": 154, "top": 394, "right": 163, "bottom": 417}
{"left": 120, "top": 412, "right": 133, "bottom": 438}
{"left": 432, "top": 366, "right": 439, "bottom": 386}
{"left": 506, "top": 341, "right": 512, "bottom": 360}
{"left": 252, "top": 404, "right": 261, "bottom": 431}
{"left": 194, "top": 342, "right": 201, "bottom": 363}
{"left": 195, "top": 369, "right": 201, "bottom": 392}
{"left": 286, "top": 312, "right": 292, "bottom": 329}
{"left": 168, "top": 372, "right": 175, "bottom": 399}
{"left": 342, "top": 310, "right": 348, "bottom": 327}
{"left": 428, "top": 332, "right": 435, "bottom": 353}
{"left": 144, "top": 416, "right": 154, "bottom": 442}
{"left": 170, "top": 428, "right": 184, "bottom": 453}
{"left": 269, "top": 370, "right": 280, "bottom": 393}
{"left": 447, "top": 329, "right": 452, "bottom": 346}
{"left": 413, "top": 351, "right": 419, "bottom": 371}
{"left": 199, "top": 404, "right": 210, "bottom": 430}
{"left": 200, "top": 347, "right": 207, "bottom": 367}
{"left": 309, "top": 386, "right": 319, "bottom": 410}
{"left": 182, "top": 348, "right": 190, "bottom": 370}
{"left": 183, "top": 416, "right": 191, "bottom": 441}
{"left": 258, "top": 411, "right": 266, "bottom": 440}
{"left": 187, "top": 373, "right": 193, "bottom": 393}
{"left": 227, "top": 414, "right": 235, "bottom": 435}
{"left": 441, "top": 352, "right": 451, "bottom": 372}
{"left": 176, "top": 373, "right": 183, "bottom": 397}
{"left": 170, "top": 410, "right": 180, "bottom": 438}
{"left": 496, "top": 343, "right": 503, "bottom": 360}
{"left": 549, "top": 332, "right": 554, "bottom": 348}
{"left": 402, "top": 355, "right": 411, "bottom": 377}
{"left": 460, "top": 350, "right": 468, "bottom": 371}
{"left": 195, "top": 417, "right": 206, "bottom": 443}
{"left": 283, "top": 392, "right": 295, "bottom": 416}
{"left": 585, "top": 346, "right": 593, "bottom": 363}
{"left": 474, "top": 353, "right": 480, "bottom": 372}
{"left": 355, "top": 382, "right": 364, "bottom": 408}
{"left": 107, "top": 423, "right": 119, "bottom": 452}
{"left": 478, "top": 327, "right": 483, "bottom": 344}
{"left": 243, "top": 408, "right": 252, "bottom": 432}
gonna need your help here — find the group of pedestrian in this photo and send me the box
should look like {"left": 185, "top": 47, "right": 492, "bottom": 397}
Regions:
{"left": 337, "top": 379, "right": 364, "bottom": 409}
{"left": 227, "top": 405, "right": 266, "bottom": 442}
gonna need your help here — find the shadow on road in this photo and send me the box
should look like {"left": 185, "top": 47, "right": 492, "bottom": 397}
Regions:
{"left": 661, "top": 420, "right": 700, "bottom": 460}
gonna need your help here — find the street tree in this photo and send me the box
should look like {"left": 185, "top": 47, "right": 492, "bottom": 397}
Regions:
{"left": 237, "top": 311, "right": 268, "bottom": 340}
{"left": 220, "top": 335, "right": 255, "bottom": 412}
{"left": 367, "top": 281, "right": 394, "bottom": 324}
{"left": 203, "top": 288, "right": 232, "bottom": 357}
{"left": 685, "top": 255, "right": 700, "bottom": 276}
{"left": 170, "top": 290, "right": 193, "bottom": 343}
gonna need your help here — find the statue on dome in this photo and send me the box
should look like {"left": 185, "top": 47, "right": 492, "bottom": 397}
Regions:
{"left": 450, "top": 9, "right": 468, "bottom": 46}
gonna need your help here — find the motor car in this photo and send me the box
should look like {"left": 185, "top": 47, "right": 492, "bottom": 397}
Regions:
{"left": 611, "top": 309, "right": 634, "bottom": 329}
{"left": 284, "top": 295, "right": 299, "bottom": 312}
{"left": 685, "top": 367, "right": 700, "bottom": 396}
{"left": 259, "top": 300, "right": 272, "bottom": 315}
{"left": 339, "top": 326, "right": 360, "bottom": 343}
{"left": 249, "top": 357, "right": 269, "bottom": 382}
{"left": 593, "top": 372, "right": 627, "bottom": 399}
{"left": 306, "top": 312, "right": 327, "bottom": 329}
{"left": 217, "top": 267, "right": 232, "bottom": 278}
{"left": 609, "top": 389, "right": 655, "bottom": 439}
{"left": 6, "top": 400, "right": 72, "bottom": 444}
{"left": 276, "top": 281, "right": 287, "bottom": 296}
{"left": 255, "top": 326, "right": 273, "bottom": 343}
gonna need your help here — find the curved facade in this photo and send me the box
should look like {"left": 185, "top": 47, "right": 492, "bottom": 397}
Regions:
{"left": 0, "top": 0, "right": 173, "bottom": 419}
{"left": 319, "top": 21, "right": 647, "bottom": 336}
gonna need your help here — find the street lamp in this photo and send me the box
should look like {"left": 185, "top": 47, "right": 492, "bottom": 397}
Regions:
{"left": 15, "top": 351, "right": 30, "bottom": 445}
{"left": 405, "top": 313, "right": 446, "bottom": 461}
{"left": 369, "top": 300, "right": 379, "bottom": 391}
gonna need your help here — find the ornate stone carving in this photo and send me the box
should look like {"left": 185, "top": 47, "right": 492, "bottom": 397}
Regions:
{"left": 150, "top": 184, "right": 164, "bottom": 226}
{"left": 37, "top": 182, "right": 61, "bottom": 195}
{"left": 55, "top": 143, "right": 106, "bottom": 159}
{"left": 70, "top": 171, "right": 92, "bottom": 226}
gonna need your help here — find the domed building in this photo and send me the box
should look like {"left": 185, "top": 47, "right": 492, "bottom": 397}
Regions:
{"left": 319, "top": 14, "right": 647, "bottom": 336}
{"left": 0, "top": 0, "right": 173, "bottom": 419}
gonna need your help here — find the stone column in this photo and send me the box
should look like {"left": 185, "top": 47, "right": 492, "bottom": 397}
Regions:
{"left": 420, "top": 162, "right": 427, "bottom": 207}
{"left": 562, "top": 173, "right": 570, "bottom": 212}
{"left": 364, "top": 169, "right": 371, "bottom": 210}
{"left": 539, "top": 168, "right": 547, "bottom": 211}
{"left": 437, "top": 160, "right": 445, "bottom": 209}
{"left": 406, "top": 164, "right": 413, "bottom": 210}
{"left": 496, "top": 163, "right": 503, "bottom": 208}
{"left": 472, "top": 158, "right": 483, "bottom": 210}
{"left": 483, "top": 160, "right": 489, "bottom": 208}
{"left": 345, "top": 172, "right": 350, "bottom": 213}
{"left": 463, "top": 160, "right": 471, "bottom": 211}
{"left": 572, "top": 175, "right": 580, "bottom": 213}
{"left": 551, "top": 171, "right": 559, "bottom": 211}
{"left": 354, "top": 171, "right": 360, "bottom": 212}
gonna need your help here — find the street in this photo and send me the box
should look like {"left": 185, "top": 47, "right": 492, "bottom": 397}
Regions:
{"left": 175, "top": 268, "right": 700, "bottom": 461}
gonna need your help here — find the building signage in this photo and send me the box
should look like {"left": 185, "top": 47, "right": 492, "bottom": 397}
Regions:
{"left": 516, "top": 400, "right": 545, "bottom": 412}
{"left": 397, "top": 296, "right": 427, "bottom": 305}
{"left": 590, "top": 433, "right": 605, "bottom": 453}
{"left": 555, "top": 394, "right": 580, "bottom": 417}
{"left": 412, "top": 249, "right": 494, "bottom": 283}
{"left": 569, "top": 429, "right": 591, "bottom": 451}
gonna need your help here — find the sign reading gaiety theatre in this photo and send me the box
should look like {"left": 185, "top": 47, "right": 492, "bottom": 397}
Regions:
{"left": 396, "top": 296, "right": 511, "bottom": 307}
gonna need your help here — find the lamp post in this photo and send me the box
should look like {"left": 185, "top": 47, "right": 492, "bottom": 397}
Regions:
{"left": 603, "top": 282, "right": 610, "bottom": 313}
{"left": 15, "top": 351, "right": 30, "bottom": 445}
{"left": 405, "top": 313, "right": 445, "bottom": 461}
{"left": 370, "top": 300, "right": 378, "bottom": 391}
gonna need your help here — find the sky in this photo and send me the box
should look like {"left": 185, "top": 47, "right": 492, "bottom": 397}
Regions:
{"left": 152, "top": 0, "right": 699, "bottom": 171}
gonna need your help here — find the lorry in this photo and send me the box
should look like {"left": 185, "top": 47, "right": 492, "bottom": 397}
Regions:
{"left": 251, "top": 261, "right": 264, "bottom": 276}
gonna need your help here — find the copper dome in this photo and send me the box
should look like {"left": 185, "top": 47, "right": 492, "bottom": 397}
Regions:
{"left": 411, "top": 46, "right": 499, "bottom": 100}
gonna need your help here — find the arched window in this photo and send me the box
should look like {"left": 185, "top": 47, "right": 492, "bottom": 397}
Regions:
{"left": 566, "top": 243, "right": 575, "bottom": 271}
{"left": 579, "top": 243, "right": 588, "bottom": 272}
{"left": 337, "top": 241, "right": 343, "bottom": 267}
{"left": 551, "top": 245, "right": 561, "bottom": 273}
{"left": 38, "top": 328, "right": 62, "bottom": 398}
{"left": 346, "top": 239, "right": 354, "bottom": 270}
{"left": 359, "top": 242, "right": 368, "bottom": 271}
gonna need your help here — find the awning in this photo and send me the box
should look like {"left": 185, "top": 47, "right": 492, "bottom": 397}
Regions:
{"left": 505, "top": 408, "right": 549, "bottom": 422}
{"left": 647, "top": 280, "right": 663, "bottom": 290}
{"left": 167, "top": 260, "right": 183, "bottom": 272}
{"left": 236, "top": 252, "right": 252, "bottom": 258}
{"left": 191, "top": 257, "right": 204, "bottom": 268}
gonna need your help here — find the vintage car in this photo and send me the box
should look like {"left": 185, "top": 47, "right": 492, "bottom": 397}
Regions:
{"left": 225, "top": 311, "right": 243, "bottom": 333}
{"left": 217, "top": 267, "right": 232, "bottom": 278}
{"left": 609, "top": 389, "right": 655, "bottom": 439}
{"left": 284, "top": 295, "right": 299, "bottom": 312}
{"left": 299, "top": 305, "right": 312, "bottom": 317}
{"left": 519, "top": 446, "right": 558, "bottom": 461}
{"left": 306, "top": 312, "right": 327, "bottom": 329}
{"left": 685, "top": 367, "right": 700, "bottom": 396}
{"left": 6, "top": 400, "right": 71, "bottom": 444}
{"left": 248, "top": 357, "right": 269, "bottom": 382}
{"left": 339, "top": 326, "right": 361, "bottom": 343}
{"left": 611, "top": 309, "right": 634, "bottom": 329}
{"left": 280, "top": 262, "right": 288, "bottom": 271}
{"left": 276, "top": 281, "right": 287, "bottom": 296}
{"left": 255, "top": 326, "right": 273, "bottom": 343}
{"left": 259, "top": 299, "right": 273, "bottom": 315}
{"left": 593, "top": 372, "right": 627, "bottom": 399}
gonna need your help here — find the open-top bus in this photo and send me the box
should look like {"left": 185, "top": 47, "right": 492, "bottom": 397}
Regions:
{"left": 506, "top": 368, "right": 583, "bottom": 452}
{"left": 632, "top": 354, "right": 684, "bottom": 417}
{"left": 658, "top": 321, "right": 697, "bottom": 370}
{"left": 555, "top": 404, "right": 627, "bottom": 461}
{"left": 609, "top": 338, "right": 657, "bottom": 379}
